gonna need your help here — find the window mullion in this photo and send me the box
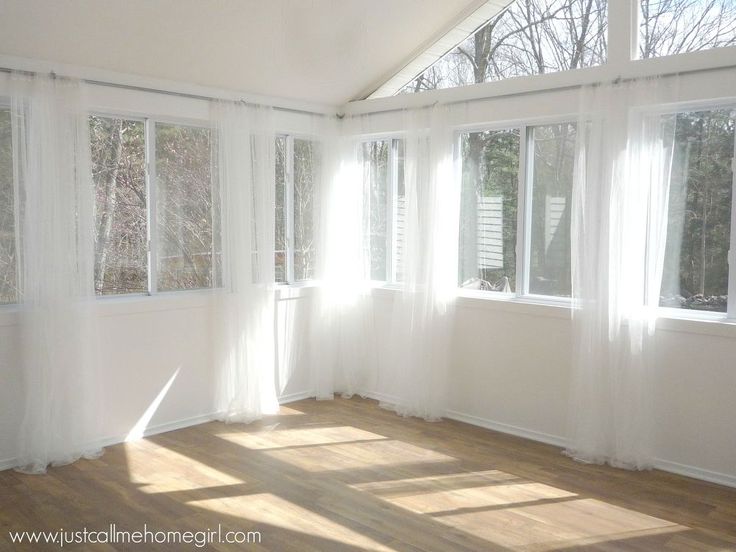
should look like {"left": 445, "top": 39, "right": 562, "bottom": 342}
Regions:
{"left": 516, "top": 126, "right": 532, "bottom": 297}
{"left": 145, "top": 118, "right": 158, "bottom": 296}
{"left": 608, "top": 0, "right": 638, "bottom": 67}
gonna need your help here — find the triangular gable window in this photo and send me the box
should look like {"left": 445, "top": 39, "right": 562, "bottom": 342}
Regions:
{"left": 372, "top": 0, "right": 608, "bottom": 97}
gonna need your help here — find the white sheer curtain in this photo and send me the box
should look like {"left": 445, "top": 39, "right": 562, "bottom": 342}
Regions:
{"left": 212, "top": 101, "right": 279, "bottom": 422}
{"left": 4, "top": 72, "right": 102, "bottom": 473}
{"left": 380, "top": 105, "right": 460, "bottom": 421}
{"left": 309, "top": 115, "right": 375, "bottom": 399}
{"left": 567, "top": 78, "right": 677, "bottom": 469}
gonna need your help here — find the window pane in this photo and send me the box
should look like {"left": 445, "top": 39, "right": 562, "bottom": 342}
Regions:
{"left": 155, "top": 123, "right": 216, "bottom": 291}
{"left": 660, "top": 109, "right": 734, "bottom": 312}
{"left": 293, "top": 138, "right": 319, "bottom": 282}
{"left": 640, "top": 0, "right": 736, "bottom": 58}
{"left": 0, "top": 109, "right": 16, "bottom": 304}
{"left": 275, "top": 135, "right": 287, "bottom": 283}
{"left": 529, "top": 123, "right": 576, "bottom": 297}
{"left": 363, "top": 140, "right": 390, "bottom": 281}
{"left": 459, "top": 129, "right": 520, "bottom": 292}
{"left": 402, "top": 0, "right": 607, "bottom": 94}
{"left": 89, "top": 116, "right": 147, "bottom": 296}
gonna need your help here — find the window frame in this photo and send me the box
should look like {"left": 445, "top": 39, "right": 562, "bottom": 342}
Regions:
{"left": 0, "top": 101, "right": 19, "bottom": 308}
{"left": 90, "top": 111, "right": 220, "bottom": 299}
{"left": 359, "top": 135, "right": 405, "bottom": 285}
{"left": 634, "top": 0, "right": 736, "bottom": 62}
{"left": 276, "top": 132, "right": 322, "bottom": 287}
{"left": 645, "top": 100, "right": 736, "bottom": 322}
{"left": 454, "top": 115, "right": 578, "bottom": 305}
{"left": 454, "top": 104, "right": 736, "bottom": 319}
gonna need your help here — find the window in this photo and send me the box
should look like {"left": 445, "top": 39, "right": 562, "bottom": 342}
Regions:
{"left": 639, "top": 0, "right": 736, "bottom": 58}
{"left": 459, "top": 128, "right": 520, "bottom": 292}
{"left": 90, "top": 116, "right": 147, "bottom": 296}
{"left": 528, "top": 123, "right": 576, "bottom": 297}
{"left": 0, "top": 108, "right": 16, "bottom": 304}
{"left": 401, "top": 0, "right": 607, "bottom": 94}
{"left": 660, "top": 108, "right": 735, "bottom": 313}
{"left": 89, "top": 117, "right": 219, "bottom": 297}
{"left": 275, "top": 135, "right": 320, "bottom": 284}
{"left": 155, "top": 123, "right": 218, "bottom": 292}
{"left": 362, "top": 138, "right": 405, "bottom": 282}
{"left": 459, "top": 122, "right": 576, "bottom": 299}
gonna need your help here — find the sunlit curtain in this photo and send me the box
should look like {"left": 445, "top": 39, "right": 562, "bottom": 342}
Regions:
{"left": 309, "top": 115, "right": 376, "bottom": 399}
{"left": 566, "top": 78, "right": 678, "bottom": 469}
{"left": 3, "top": 72, "right": 103, "bottom": 473}
{"left": 212, "top": 101, "right": 279, "bottom": 422}
{"left": 379, "top": 105, "right": 460, "bottom": 420}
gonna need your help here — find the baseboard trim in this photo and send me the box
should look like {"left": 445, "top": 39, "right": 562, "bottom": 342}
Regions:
{"left": 97, "top": 412, "right": 219, "bottom": 449}
{"left": 363, "top": 390, "right": 400, "bottom": 405}
{"left": 278, "top": 390, "right": 316, "bottom": 404}
{"left": 444, "top": 409, "right": 568, "bottom": 448}
{"left": 442, "top": 408, "right": 736, "bottom": 489}
{"left": 652, "top": 458, "right": 736, "bottom": 489}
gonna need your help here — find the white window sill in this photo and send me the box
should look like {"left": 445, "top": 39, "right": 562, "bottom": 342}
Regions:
{"left": 455, "top": 290, "right": 572, "bottom": 319}
{"left": 655, "top": 309, "right": 736, "bottom": 338}
{"left": 369, "top": 285, "right": 573, "bottom": 319}
{"left": 275, "top": 282, "right": 318, "bottom": 300}
{"left": 95, "top": 290, "right": 216, "bottom": 317}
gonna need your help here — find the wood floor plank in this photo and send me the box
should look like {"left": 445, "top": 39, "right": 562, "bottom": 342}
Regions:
{"left": 1, "top": 397, "right": 735, "bottom": 551}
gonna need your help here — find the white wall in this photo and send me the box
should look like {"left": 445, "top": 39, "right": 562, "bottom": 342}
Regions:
{"left": 370, "top": 293, "right": 736, "bottom": 486}
{"left": 0, "top": 291, "right": 315, "bottom": 468}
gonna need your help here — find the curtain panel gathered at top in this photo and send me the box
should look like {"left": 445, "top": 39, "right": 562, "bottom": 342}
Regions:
{"left": 309, "top": 115, "right": 376, "bottom": 399}
{"left": 3, "top": 72, "right": 103, "bottom": 474}
{"left": 566, "top": 77, "right": 679, "bottom": 470}
{"left": 212, "top": 100, "right": 280, "bottom": 422}
{"left": 379, "top": 105, "right": 461, "bottom": 421}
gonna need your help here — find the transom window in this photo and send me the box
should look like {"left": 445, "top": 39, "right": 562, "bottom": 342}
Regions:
{"left": 388, "top": 0, "right": 736, "bottom": 97}
{"left": 639, "top": 0, "right": 736, "bottom": 58}
{"left": 400, "top": 0, "right": 608, "bottom": 94}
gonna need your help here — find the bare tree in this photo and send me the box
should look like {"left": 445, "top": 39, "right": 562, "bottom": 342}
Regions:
{"left": 401, "top": 0, "right": 607, "bottom": 93}
{"left": 640, "top": 0, "right": 736, "bottom": 58}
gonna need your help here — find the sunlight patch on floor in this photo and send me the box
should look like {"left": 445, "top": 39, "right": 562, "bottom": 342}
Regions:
{"left": 189, "top": 493, "right": 395, "bottom": 551}
{"left": 261, "top": 439, "right": 455, "bottom": 472}
{"left": 353, "top": 470, "right": 687, "bottom": 550}
{"left": 354, "top": 481, "right": 576, "bottom": 514}
{"left": 350, "top": 470, "right": 525, "bottom": 498}
{"left": 215, "top": 425, "right": 388, "bottom": 450}
{"left": 122, "top": 443, "right": 245, "bottom": 493}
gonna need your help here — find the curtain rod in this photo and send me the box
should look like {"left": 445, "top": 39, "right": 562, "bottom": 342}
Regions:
{"left": 344, "top": 63, "right": 736, "bottom": 117}
{"left": 0, "top": 66, "right": 333, "bottom": 118}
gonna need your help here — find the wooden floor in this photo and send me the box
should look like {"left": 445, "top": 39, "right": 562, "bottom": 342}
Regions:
{"left": 1, "top": 398, "right": 736, "bottom": 551}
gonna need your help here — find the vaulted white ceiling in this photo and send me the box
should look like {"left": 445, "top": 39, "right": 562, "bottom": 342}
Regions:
{"left": 0, "top": 0, "right": 483, "bottom": 106}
